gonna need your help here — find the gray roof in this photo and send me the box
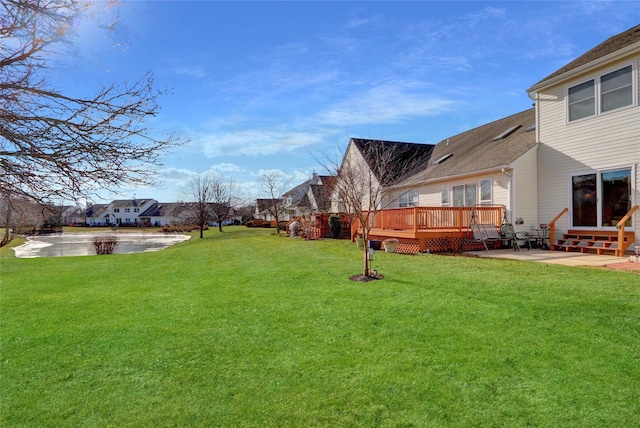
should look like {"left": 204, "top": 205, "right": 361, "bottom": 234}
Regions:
{"left": 350, "top": 138, "right": 435, "bottom": 186}
{"left": 529, "top": 24, "right": 640, "bottom": 90}
{"left": 111, "top": 198, "right": 153, "bottom": 209}
{"left": 399, "top": 109, "right": 536, "bottom": 187}
{"left": 139, "top": 202, "right": 187, "bottom": 218}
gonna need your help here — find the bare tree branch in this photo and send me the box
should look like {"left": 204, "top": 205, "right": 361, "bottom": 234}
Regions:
{"left": 1, "top": 0, "right": 185, "bottom": 215}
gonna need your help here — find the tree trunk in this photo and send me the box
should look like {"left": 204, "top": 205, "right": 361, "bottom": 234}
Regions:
{"left": 218, "top": 222, "right": 223, "bottom": 232}
{"left": 363, "top": 238, "right": 370, "bottom": 277}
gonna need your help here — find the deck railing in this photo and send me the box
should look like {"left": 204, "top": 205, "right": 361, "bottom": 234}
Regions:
{"left": 364, "top": 206, "right": 503, "bottom": 232}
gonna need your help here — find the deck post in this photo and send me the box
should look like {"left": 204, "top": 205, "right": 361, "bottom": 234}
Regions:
{"left": 413, "top": 208, "right": 418, "bottom": 234}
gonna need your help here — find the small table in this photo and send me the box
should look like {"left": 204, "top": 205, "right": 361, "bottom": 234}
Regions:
{"left": 531, "top": 228, "right": 550, "bottom": 249}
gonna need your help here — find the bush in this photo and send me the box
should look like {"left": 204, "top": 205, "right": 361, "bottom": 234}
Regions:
{"left": 329, "top": 214, "right": 342, "bottom": 238}
{"left": 93, "top": 235, "right": 118, "bottom": 255}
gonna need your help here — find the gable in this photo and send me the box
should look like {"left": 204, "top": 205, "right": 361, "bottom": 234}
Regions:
{"left": 349, "top": 138, "right": 435, "bottom": 186}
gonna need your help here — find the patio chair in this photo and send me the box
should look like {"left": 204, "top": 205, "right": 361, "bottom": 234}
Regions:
{"left": 501, "top": 223, "right": 531, "bottom": 251}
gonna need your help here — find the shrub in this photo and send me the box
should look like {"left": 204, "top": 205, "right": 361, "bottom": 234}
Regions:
{"left": 329, "top": 214, "right": 342, "bottom": 238}
{"left": 93, "top": 235, "right": 118, "bottom": 255}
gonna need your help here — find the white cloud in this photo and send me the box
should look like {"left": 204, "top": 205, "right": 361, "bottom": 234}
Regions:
{"left": 173, "top": 65, "right": 207, "bottom": 79}
{"left": 210, "top": 163, "right": 245, "bottom": 173}
{"left": 200, "top": 129, "right": 329, "bottom": 158}
{"left": 317, "top": 81, "right": 459, "bottom": 127}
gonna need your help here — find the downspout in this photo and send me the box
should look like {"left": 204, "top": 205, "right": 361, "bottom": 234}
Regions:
{"left": 501, "top": 167, "right": 513, "bottom": 223}
{"left": 527, "top": 90, "right": 541, "bottom": 230}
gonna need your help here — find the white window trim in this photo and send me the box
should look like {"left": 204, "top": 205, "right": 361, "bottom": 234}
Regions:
{"left": 566, "top": 60, "right": 637, "bottom": 124}
{"left": 399, "top": 189, "right": 418, "bottom": 208}
{"left": 441, "top": 185, "right": 450, "bottom": 207}
{"left": 479, "top": 178, "right": 492, "bottom": 206}
{"left": 567, "top": 164, "right": 635, "bottom": 230}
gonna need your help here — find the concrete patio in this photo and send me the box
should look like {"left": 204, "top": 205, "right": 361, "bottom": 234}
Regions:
{"left": 465, "top": 248, "right": 640, "bottom": 272}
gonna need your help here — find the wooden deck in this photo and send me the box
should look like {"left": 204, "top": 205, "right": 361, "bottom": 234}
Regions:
{"left": 352, "top": 206, "right": 504, "bottom": 253}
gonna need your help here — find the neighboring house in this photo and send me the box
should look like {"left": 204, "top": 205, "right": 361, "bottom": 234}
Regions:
{"left": 330, "top": 138, "right": 435, "bottom": 213}
{"left": 57, "top": 205, "right": 86, "bottom": 226}
{"left": 255, "top": 173, "right": 335, "bottom": 221}
{"left": 138, "top": 202, "right": 191, "bottom": 227}
{"left": 527, "top": 24, "right": 640, "bottom": 250}
{"left": 282, "top": 173, "right": 333, "bottom": 218}
{"left": 86, "top": 203, "right": 110, "bottom": 226}
{"left": 108, "top": 199, "right": 157, "bottom": 226}
{"left": 86, "top": 198, "right": 178, "bottom": 227}
{"left": 390, "top": 109, "right": 538, "bottom": 230}
{"left": 255, "top": 198, "right": 283, "bottom": 222}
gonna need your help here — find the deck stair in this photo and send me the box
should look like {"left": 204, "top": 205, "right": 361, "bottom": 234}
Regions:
{"left": 555, "top": 230, "right": 635, "bottom": 256}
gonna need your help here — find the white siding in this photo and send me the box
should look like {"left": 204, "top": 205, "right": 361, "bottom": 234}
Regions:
{"left": 536, "top": 54, "right": 640, "bottom": 246}
{"left": 511, "top": 145, "right": 539, "bottom": 232}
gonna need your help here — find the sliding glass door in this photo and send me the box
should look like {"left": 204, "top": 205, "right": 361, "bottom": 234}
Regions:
{"left": 571, "top": 168, "right": 632, "bottom": 229}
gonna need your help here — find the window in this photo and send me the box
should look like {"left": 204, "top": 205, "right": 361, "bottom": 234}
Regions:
{"left": 134, "top": 208, "right": 140, "bottom": 213}
{"left": 601, "top": 65, "right": 632, "bottom": 113}
{"left": 568, "top": 64, "right": 635, "bottom": 122}
{"left": 113, "top": 208, "right": 120, "bottom": 213}
{"left": 452, "top": 184, "right": 477, "bottom": 207}
{"left": 571, "top": 168, "right": 633, "bottom": 228}
{"left": 124, "top": 208, "right": 130, "bottom": 213}
{"left": 480, "top": 179, "right": 492, "bottom": 205}
{"left": 399, "top": 189, "right": 418, "bottom": 207}
{"left": 568, "top": 80, "right": 595, "bottom": 121}
{"left": 441, "top": 186, "right": 450, "bottom": 206}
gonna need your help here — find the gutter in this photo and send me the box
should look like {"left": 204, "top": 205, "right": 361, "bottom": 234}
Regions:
{"left": 388, "top": 165, "right": 511, "bottom": 190}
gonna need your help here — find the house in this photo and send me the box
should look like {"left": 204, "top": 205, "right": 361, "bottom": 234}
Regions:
{"left": 106, "top": 199, "right": 157, "bottom": 226}
{"left": 390, "top": 109, "right": 537, "bottom": 227}
{"left": 138, "top": 202, "right": 191, "bottom": 227}
{"left": 85, "top": 203, "right": 111, "bottom": 226}
{"left": 255, "top": 173, "right": 335, "bottom": 222}
{"left": 527, "top": 24, "right": 639, "bottom": 254}
{"left": 330, "top": 138, "right": 436, "bottom": 213}
{"left": 343, "top": 25, "right": 638, "bottom": 255}
{"left": 85, "top": 198, "right": 187, "bottom": 227}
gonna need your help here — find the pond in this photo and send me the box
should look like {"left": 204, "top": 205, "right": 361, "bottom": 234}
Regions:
{"left": 13, "top": 232, "right": 191, "bottom": 258}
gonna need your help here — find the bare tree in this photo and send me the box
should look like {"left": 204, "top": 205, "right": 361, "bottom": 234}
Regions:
{"left": 0, "top": 1, "right": 184, "bottom": 245}
{"left": 184, "top": 173, "right": 215, "bottom": 239}
{"left": 322, "top": 139, "right": 431, "bottom": 279}
{"left": 259, "top": 171, "right": 291, "bottom": 234}
{"left": 209, "top": 175, "right": 236, "bottom": 232}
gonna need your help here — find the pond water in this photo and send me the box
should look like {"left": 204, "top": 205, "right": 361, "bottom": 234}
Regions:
{"left": 13, "top": 232, "right": 191, "bottom": 258}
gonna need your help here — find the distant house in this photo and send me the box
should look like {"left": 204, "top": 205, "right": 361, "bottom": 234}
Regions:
{"left": 255, "top": 173, "right": 335, "bottom": 222}
{"left": 85, "top": 199, "right": 188, "bottom": 227}
{"left": 86, "top": 203, "right": 111, "bottom": 227}
{"left": 138, "top": 202, "right": 191, "bottom": 227}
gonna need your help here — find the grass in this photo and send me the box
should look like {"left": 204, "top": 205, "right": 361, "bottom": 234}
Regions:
{"left": 1, "top": 226, "right": 639, "bottom": 427}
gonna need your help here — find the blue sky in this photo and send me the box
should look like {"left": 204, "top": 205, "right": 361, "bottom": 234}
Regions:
{"left": 55, "top": 1, "right": 639, "bottom": 204}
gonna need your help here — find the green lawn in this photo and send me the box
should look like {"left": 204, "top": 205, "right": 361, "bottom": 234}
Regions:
{"left": 1, "top": 227, "right": 638, "bottom": 427}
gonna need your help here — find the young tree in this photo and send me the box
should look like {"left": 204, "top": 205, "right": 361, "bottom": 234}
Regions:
{"left": 259, "top": 171, "right": 291, "bottom": 234}
{"left": 324, "top": 139, "right": 431, "bottom": 279}
{"left": 0, "top": 0, "right": 184, "bottom": 245}
{"left": 185, "top": 173, "right": 215, "bottom": 239}
{"left": 209, "top": 176, "right": 236, "bottom": 232}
